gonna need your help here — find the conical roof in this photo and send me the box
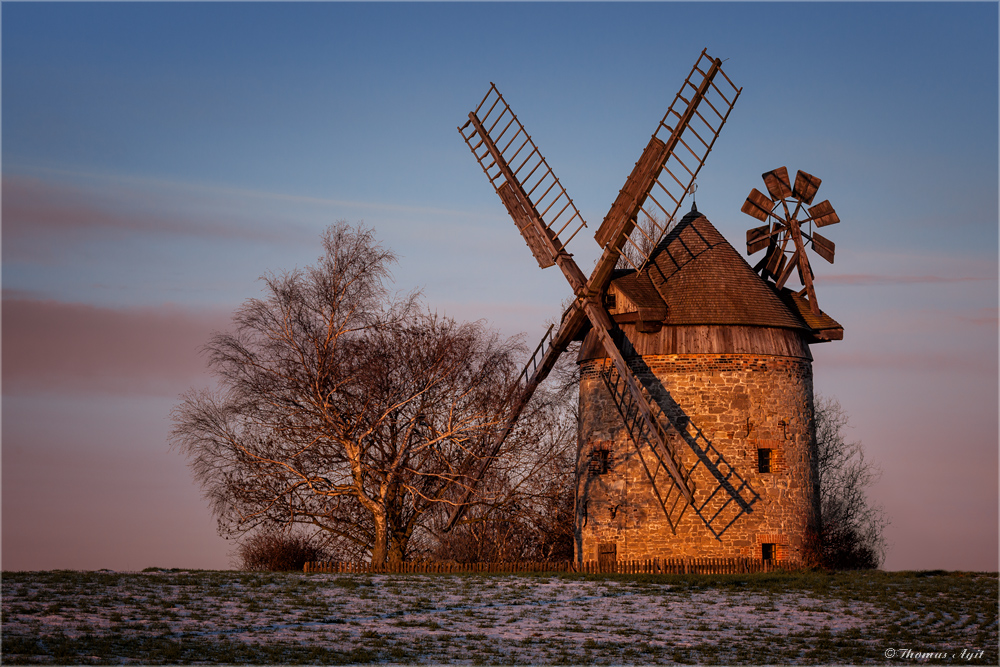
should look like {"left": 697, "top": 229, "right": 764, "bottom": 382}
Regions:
{"left": 613, "top": 210, "right": 808, "bottom": 331}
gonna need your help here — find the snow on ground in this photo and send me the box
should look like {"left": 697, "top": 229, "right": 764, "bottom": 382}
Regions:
{"left": 2, "top": 570, "right": 996, "bottom": 664}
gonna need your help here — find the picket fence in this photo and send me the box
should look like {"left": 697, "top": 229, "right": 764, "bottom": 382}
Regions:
{"left": 303, "top": 557, "right": 794, "bottom": 575}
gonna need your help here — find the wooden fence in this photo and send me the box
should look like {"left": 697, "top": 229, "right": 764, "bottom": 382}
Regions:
{"left": 304, "top": 557, "right": 795, "bottom": 575}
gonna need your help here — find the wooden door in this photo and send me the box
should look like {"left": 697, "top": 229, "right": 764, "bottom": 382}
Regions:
{"left": 598, "top": 542, "right": 617, "bottom": 572}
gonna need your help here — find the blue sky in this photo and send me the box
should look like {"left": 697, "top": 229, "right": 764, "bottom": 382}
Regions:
{"left": 3, "top": 2, "right": 997, "bottom": 571}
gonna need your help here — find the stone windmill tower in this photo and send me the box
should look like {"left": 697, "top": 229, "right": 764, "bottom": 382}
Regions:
{"left": 579, "top": 190, "right": 842, "bottom": 565}
{"left": 448, "top": 51, "right": 843, "bottom": 567}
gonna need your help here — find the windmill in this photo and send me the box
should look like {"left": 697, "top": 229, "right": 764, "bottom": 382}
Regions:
{"left": 447, "top": 50, "right": 745, "bottom": 536}
{"left": 742, "top": 167, "right": 840, "bottom": 315}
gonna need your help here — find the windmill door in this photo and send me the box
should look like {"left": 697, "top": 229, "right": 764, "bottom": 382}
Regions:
{"left": 598, "top": 542, "right": 617, "bottom": 571}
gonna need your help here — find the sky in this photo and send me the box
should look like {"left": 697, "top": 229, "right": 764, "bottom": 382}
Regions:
{"left": 2, "top": 2, "right": 997, "bottom": 573}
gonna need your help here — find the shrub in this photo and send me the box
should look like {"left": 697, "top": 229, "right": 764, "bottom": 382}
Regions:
{"left": 236, "top": 531, "right": 329, "bottom": 571}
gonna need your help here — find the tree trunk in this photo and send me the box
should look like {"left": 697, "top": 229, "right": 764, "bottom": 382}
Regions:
{"left": 387, "top": 538, "right": 405, "bottom": 568}
{"left": 371, "top": 512, "right": 390, "bottom": 566}
{"left": 370, "top": 517, "right": 408, "bottom": 567}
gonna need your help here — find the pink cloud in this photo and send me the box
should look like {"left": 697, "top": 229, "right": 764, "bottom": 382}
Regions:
{"left": 958, "top": 307, "right": 1000, "bottom": 326}
{"left": 1, "top": 173, "right": 302, "bottom": 246}
{"left": 2, "top": 170, "right": 473, "bottom": 250}
{"left": 2, "top": 294, "right": 232, "bottom": 396}
{"left": 823, "top": 273, "right": 994, "bottom": 285}
{"left": 813, "top": 347, "right": 995, "bottom": 374}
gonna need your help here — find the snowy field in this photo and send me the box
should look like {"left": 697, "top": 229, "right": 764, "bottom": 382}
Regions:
{"left": 2, "top": 569, "right": 996, "bottom": 664}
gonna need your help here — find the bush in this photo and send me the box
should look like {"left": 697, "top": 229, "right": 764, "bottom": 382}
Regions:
{"left": 236, "top": 531, "right": 329, "bottom": 571}
{"left": 819, "top": 500, "right": 884, "bottom": 570}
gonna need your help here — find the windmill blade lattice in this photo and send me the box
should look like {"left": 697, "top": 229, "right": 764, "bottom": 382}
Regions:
{"left": 594, "top": 50, "right": 742, "bottom": 274}
{"left": 444, "top": 307, "right": 585, "bottom": 530}
{"left": 459, "top": 85, "right": 588, "bottom": 271}
{"left": 600, "top": 357, "right": 759, "bottom": 538}
{"left": 742, "top": 166, "right": 840, "bottom": 315}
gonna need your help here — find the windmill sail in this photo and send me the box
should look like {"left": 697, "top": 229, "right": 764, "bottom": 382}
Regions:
{"left": 580, "top": 301, "right": 695, "bottom": 504}
{"left": 592, "top": 49, "right": 741, "bottom": 282}
{"left": 450, "top": 85, "right": 599, "bottom": 530}
{"left": 459, "top": 84, "right": 588, "bottom": 273}
{"left": 600, "top": 360, "right": 759, "bottom": 537}
{"left": 599, "top": 360, "right": 692, "bottom": 533}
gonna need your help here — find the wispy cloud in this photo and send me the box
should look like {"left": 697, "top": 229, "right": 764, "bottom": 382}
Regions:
{"left": 5, "top": 165, "right": 483, "bottom": 231}
{"left": 823, "top": 273, "right": 995, "bottom": 286}
{"left": 2, "top": 173, "right": 304, "bottom": 244}
{"left": 813, "top": 344, "right": 997, "bottom": 374}
{"left": 959, "top": 307, "right": 1000, "bottom": 326}
{"left": 2, "top": 293, "right": 232, "bottom": 396}
{"left": 1, "top": 168, "right": 502, "bottom": 269}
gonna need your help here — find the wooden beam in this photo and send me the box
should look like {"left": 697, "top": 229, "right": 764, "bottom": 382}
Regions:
{"left": 581, "top": 300, "right": 694, "bottom": 504}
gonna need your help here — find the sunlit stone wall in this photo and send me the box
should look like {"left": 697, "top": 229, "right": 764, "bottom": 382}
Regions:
{"left": 575, "top": 341, "right": 820, "bottom": 565}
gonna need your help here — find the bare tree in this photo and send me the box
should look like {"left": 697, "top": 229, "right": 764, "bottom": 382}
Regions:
{"left": 171, "top": 222, "right": 526, "bottom": 566}
{"left": 430, "top": 338, "right": 580, "bottom": 563}
{"left": 814, "top": 395, "right": 889, "bottom": 569}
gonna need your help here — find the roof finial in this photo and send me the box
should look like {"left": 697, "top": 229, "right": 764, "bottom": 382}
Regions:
{"left": 690, "top": 181, "right": 698, "bottom": 213}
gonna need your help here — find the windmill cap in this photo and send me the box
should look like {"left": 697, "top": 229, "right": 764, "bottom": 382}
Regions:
{"left": 628, "top": 213, "right": 810, "bottom": 331}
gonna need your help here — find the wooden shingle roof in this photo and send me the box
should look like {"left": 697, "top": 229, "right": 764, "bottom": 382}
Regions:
{"left": 610, "top": 209, "right": 840, "bottom": 336}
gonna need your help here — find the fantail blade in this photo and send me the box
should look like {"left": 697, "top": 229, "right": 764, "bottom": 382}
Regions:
{"left": 765, "top": 245, "right": 785, "bottom": 279}
{"left": 793, "top": 170, "right": 822, "bottom": 205}
{"left": 741, "top": 188, "right": 773, "bottom": 221}
{"left": 762, "top": 167, "right": 792, "bottom": 200}
{"left": 746, "top": 224, "right": 772, "bottom": 255}
{"left": 812, "top": 231, "right": 835, "bottom": 263}
{"left": 809, "top": 199, "right": 840, "bottom": 227}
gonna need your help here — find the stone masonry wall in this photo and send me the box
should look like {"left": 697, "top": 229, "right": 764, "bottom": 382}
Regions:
{"left": 576, "top": 352, "right": 819, "bottom": 564}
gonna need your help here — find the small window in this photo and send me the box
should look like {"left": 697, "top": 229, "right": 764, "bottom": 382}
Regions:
{"left": 762, "top": 543, "right": 776, "bottom": 561}
{"left": 757, "top": 448, "right": 772, "bottom": 474}
{"left": 603, "top": 292, "right": 617, "bottom": 311}
{"left": 589, "top": 448, "right": 611, "bottom": 475}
